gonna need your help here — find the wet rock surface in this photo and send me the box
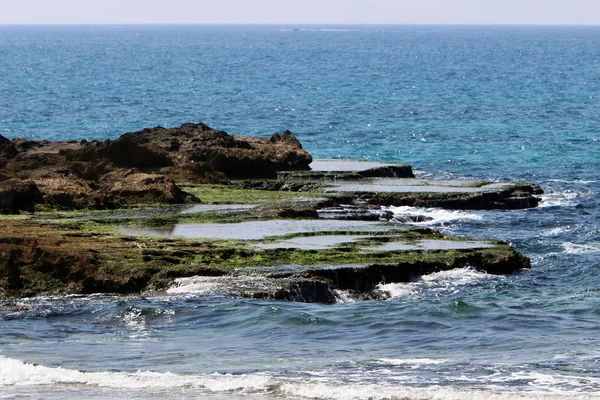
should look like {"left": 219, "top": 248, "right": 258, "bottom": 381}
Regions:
{"left": 0, "top": 216, "right": 531, "bottom": 302}
{"left": 235, "top": 161, "right": 542, "bottom": 210}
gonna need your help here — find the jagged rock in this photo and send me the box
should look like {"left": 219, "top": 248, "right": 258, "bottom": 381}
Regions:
{"left": 363, "top": 188, "right": 541, "bottom": 210}
{"left": 0, "top": 247, "right": 24, "bottom": 290}
{"left": 67, "top": 136, "right": 173, "bottom": 168}
{"left": 0, "top": 123, "right": 311, "bottom": 212}
{"left": 242, "top": 247, "right": 531, "bottom": 303}
{"left": 357, "top": 165, "right": 415, "bottom": 178}
{"left": 99, "top": 170, "right": 196, "bottom": 204}
{"left": 34, "top": 175, "right": 103, "bottom": 209}
{"left": 0, "top": 179, "right": 42, "bottom": 213}
{"left": 0, "top": 135, "right": 17, "bottom": 168}
{"left": 109, "top": 123, "right": 312, "bottom": 178}
{"left": 159, "top": 161, "right": 229, "bottom": 184}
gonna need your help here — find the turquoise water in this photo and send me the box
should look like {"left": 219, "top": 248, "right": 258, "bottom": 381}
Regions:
{"left": 1, "top": 25, "right": 599, "bottom": 399}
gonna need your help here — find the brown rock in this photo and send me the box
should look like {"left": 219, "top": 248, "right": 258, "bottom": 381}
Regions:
{"left": 160, "top": 161, "right": 228, "bottom": 184}
{"left": 0, "top": 247, "right": 24, "bottom": 290}
{"left": 66, "top": 136, "right": 173, "bottom": 169}
{"left": 0, "top": 180, "right": 42, "bottom": 213}
{"left": 99, "top": 169, "right": 196, "bottom": 204}
{"left": 0, "top": 135, "right": 18, "bottom": 168}
{"left": 114, "top": 123, "right": 312, "bottom": 179}
{"left": 33, "top": 175, "right": 106, "bottom": 209}
{"left": 0, "top": 123, "right": 312, "bottom": 211}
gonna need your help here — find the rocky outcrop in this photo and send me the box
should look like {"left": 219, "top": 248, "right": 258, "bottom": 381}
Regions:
{"left": 0, "top": 221, "right": 164, "bottom": 298}
{"left": 0, "top": 135, "right": 17, "bottom": 168}
{"left": 246, "top": 246, "right": 530, "bottom": 303}
{"left": 0, "top": 123, "right": 310, "bottom": 213}
{"left": 66, "top": 124, "right": 312, "bottom": 179}
{"left": 362, "top": 185, "right": 543, "bottom": 210}
{"left": 99, "top": 170, "right": 192, "bottom": 204}
{"left": 0, "top": 180, "right": 42, "bottom": 213}
{"left": 0, "top": 219, "right": 531, "bottom": 302}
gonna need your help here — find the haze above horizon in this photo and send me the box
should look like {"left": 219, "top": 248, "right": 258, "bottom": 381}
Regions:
{"left": 2, "top": 0, "right": 600, "bottom": 26}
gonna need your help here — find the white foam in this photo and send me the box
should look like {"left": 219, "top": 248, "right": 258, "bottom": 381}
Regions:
{"left": 166, "top": 275, "right": 274, "bottom": 296}
{"left": 375, "top": 282, "right": 417, "bottom": 300}
{"left": 0, "top": 356, "right": 273, "bottom": 392}
{"left": 541, "top": 226, "right": 571, "bottom": 236}
{"left": 332, "top": 290, "right": 358, "bottom": 303}
{"left": 420, "top": 267, "right": 491, "bottom": 285}
{"left": 550, "top": 179, "right": 597, "bottom": 184}
{"left": 387, "top": 205, "right": 482, "bottom": 226}
{"left": 539, "top": 191, "right": 579, "bottom": 207}
{"left": 377, "top": 358, "right": 449, "bottom": 366}
{"left": 2, "top": 356, "right": 598, "bottom": 399}
{"left": 166, "top": 276, "right": 229, "bottom": 295}
{"left": 563, "top": 242, "right": 600, "bottom": 254}
{"left": 122, "top": 306, "right": 146, "bottom": 328}
{"left": 280, "top": 381, "right": 598, "bottom": 400}
{"left": 377, "top": 268, "right": 495, "bottom": 300}
{"left": 483, "top": 370, "right": 600, "bottom": 394}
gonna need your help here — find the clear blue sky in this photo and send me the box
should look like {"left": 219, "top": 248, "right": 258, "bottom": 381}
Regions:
{"left": 2, "top": 0, "right": 600, "bottom": 25}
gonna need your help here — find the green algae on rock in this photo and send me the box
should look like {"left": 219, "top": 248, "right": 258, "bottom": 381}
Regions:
{"left": 0, "top": 216, "right": 530, "bottom": 303}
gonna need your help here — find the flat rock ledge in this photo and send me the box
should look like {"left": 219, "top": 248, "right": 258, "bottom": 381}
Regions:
{"left": 0, "top": 220, "right": 530, "bottom": 303}
{"left": 238, "top": 160, "right": 543, "bottom": 211}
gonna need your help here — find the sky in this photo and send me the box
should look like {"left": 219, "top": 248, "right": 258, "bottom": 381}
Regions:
{"left": 1, "top": 0, "right": 600, "bottom": 25}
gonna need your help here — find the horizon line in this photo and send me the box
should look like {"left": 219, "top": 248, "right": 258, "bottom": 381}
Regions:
{"left": 1, "top": 22, "right": 600, "bottom": 27}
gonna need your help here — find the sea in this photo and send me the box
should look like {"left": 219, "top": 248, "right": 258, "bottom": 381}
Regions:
{"left": 0, "top": 25, "right": 599, "bottom": 399}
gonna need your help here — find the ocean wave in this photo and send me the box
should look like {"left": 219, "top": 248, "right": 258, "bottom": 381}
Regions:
{"left": 562, "top": 242, "right": 600, "bottom": 254}
{"left": 332, "top": 289, "right": 359, "bottom": 303}
{"left": 480, "top": 370, "right": 600, "bottom": 395}
{"left": 540, "top": 226, "right": 572, "bottom": 237}
{"left": 2, "top": 356, "right": 598, "bottom": 399}
{"left": 549, "top": 179, "right": 597, "bottom": 184}
{"left": 279, "top": 381, "right": 599, "bottom": 399}
{"left": 377, "top": 267, "right": 498, "bottom": 300}
{"left": 386, "top": 205, "right": 483, "bottom": 226}
{"left": 539, "top": 190, "right": 586, "bottom": 208}
{"left": 0, "top": 356, "right": 273, "bottom": 392}
{"left": 166, "top": 275, "right": 273, "bottom": 296}
{"left": 166, "top": 276, "right": 231, "bottom": 295}
{"left": 374, "top": 281, "right": 418, "bottom": 300}
{"left": 376, "top": 358, "right": 449, "bottom": 366}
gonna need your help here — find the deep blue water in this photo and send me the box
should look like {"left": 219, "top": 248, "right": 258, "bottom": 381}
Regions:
{"left": 1, "top": 25, "right": 599, "bottom": 399}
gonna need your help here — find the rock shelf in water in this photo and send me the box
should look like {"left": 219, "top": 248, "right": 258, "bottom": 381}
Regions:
{"left": 0, "top": 123, "right": 541, "bottom": 302}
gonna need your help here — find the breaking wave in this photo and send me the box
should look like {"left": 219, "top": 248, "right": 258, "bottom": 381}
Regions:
{"left": 2, "top": 356, "right": 598, "bottom": 399}
{"left": 387, "top": 205, "right": 483, "bottom": 226}
{"left": 562, "top": 242, "right": 600, "bottom": 254}
{"left": 0, "top": 356, "right": 273, "bottom": 391}
{"left": 377, "top": 267, "right": 498, "bottom": 300}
